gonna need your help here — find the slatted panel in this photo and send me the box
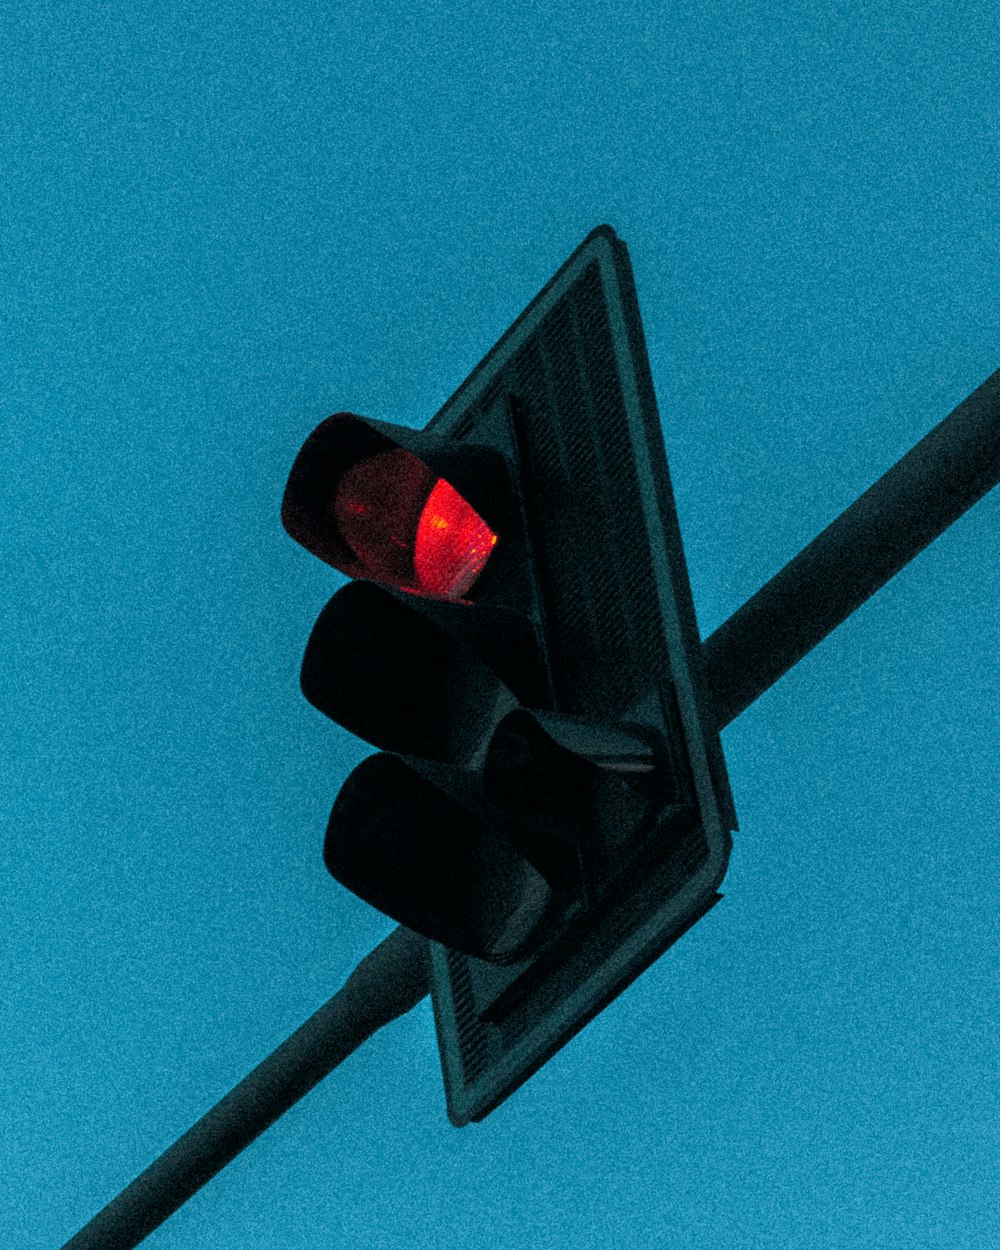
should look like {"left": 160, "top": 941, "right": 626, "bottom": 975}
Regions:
{"left": 501, "top": 263, "right": 662, "bottom": 716}
{"left": 424, "top": 229, "right": 732, "bottom": 1127}
{"left": 446, "top": 951, "right": 491, "bottom": 1081}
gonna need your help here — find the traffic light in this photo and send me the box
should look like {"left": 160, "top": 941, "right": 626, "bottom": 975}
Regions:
{"left": 282, "top": 226, "right": 737, "bottom": 1125}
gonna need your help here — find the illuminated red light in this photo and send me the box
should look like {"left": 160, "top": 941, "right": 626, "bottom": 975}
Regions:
{"left": 333, "top": 448, "right": 498, "bottom": 600}
{"left": 414, "top": 477, "right": 498, "bottom": 599}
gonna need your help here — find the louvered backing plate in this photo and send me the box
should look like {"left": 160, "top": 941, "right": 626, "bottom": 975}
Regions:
{"left": 425, "top": 228, "right": 731, "bottom": 1124}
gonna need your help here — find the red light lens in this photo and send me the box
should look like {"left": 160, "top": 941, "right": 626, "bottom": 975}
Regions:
{"left": 333, "top": 448, "right": 497, "bottom": 600}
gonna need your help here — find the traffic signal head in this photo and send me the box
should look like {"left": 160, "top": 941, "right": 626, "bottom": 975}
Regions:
{"left": 282, "top": 226, "right": 736, "bottom": 1126}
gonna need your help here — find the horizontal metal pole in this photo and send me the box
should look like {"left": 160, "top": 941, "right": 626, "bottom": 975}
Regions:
{"left": 61, "top": 366, "right": 1000, "bottom": 1248}
{"left": 702, "top": 367, "right": 1000, "bottom": 730}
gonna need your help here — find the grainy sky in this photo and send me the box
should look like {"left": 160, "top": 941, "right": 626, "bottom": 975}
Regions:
{"left": 4, "top": 3, "right": 998, "bottom": 1247}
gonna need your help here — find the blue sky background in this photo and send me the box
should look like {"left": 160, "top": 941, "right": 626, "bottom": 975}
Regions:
{"left": 4, "top": 3, "right": 999, "bottom": 1246}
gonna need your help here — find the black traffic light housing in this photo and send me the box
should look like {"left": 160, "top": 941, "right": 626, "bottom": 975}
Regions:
{"left": 282, "top": 226, "right": 736, "bottom": 1125}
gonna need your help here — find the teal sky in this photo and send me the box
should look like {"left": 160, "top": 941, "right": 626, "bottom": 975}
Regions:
{"left": 4, "top": 3, "right": 998, "bottom": 1247}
